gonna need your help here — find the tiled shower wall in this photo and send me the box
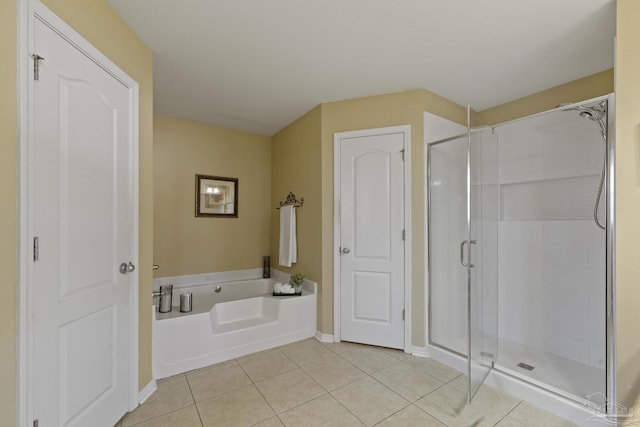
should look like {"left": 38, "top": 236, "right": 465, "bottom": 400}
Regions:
{"left": 496, "top": 110, "right": 606, "bottom": 369}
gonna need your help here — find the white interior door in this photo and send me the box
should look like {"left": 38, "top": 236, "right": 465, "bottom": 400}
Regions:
{"left": 31, "top": 14, "right": 135, "bottom": 426}
{"left": 337, "top": 129, "right": 406, "bottom": 349}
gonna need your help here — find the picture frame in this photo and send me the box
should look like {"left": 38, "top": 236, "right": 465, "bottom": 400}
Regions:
{"left": 195, "top": 174, "right": 238, "bottom": 218}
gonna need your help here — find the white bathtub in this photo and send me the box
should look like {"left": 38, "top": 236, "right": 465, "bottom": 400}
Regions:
{"left": 152, "top": 275, "right": 317, "bottom": 379}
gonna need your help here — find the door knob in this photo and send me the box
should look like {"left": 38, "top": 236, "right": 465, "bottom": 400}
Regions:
{"left": 341, "top": 247, "right": 351, "bottom": 254}
{"left": 119, "top": 262, "right": 136, "bottom": 274}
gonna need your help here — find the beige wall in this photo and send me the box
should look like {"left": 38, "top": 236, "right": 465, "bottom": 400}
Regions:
{"left": 0, "top": 2, "right": 153, "bottom": 425}
{"left": 615, "top": 0, "right": 640, "bottom": 411}
{"left": 320, "top": 90, "right": 467, "bottom": 346}
{"left": 271, "top": 89, "right": 468, "bottom": 346}
{"left": 478, "top": 69, "right": 614, "bottom": 125}
{"left": 154, "top": 115, "right": 271, "bottom": 277}
{"left": 270, "top": 106, "right": 323, "bottom": 325}
{"left": 0, "top": 0, "right": 17, "bottom": 425}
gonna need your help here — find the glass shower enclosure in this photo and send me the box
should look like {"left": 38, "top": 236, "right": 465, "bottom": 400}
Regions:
{"left": 427, "top": 97, "right": 610, "bottom": 405}
{"left": 428, "top": 107, "right": 500, "bottom": 401}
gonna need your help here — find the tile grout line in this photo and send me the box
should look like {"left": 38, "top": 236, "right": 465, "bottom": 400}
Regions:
{"left": 406, "top": 379, "right": 462, "bottom": 427}
{"left": 268, "top": 341, "right": 370, "bottom": 423}
{"left": 492, "top": 400, "right": 524, "bottom": 426}
{"left": 326, "top": 347, "right": 410, "bottom": 426}
{"left": 125, "top": 374, "right": 196, "bottom": 427}
{"left": 369, "top": 404, "right": 436, "bottom": 427}
{"left": 368, "top": 372, "right": 412, "bottom": 403}
{"left": 234, "top": 353, "right": 282, "bottom": 421}
{"left": 179, "top": 342, "right": 466, "bottom": 427}
{"left": 325, "top": 342, "right": 429, "bottom": 425}
{"left": 126, "top": 404, "right": 198, "bottom": 427}
{"left": 130, "top": 339, "right": 577, "bottom": 427}
{"left": 325, "top": 390, "right": 369, "bottom": 427}
{"left": 183, "top": 372, "right": 205, "bottom": 427}
{"left": 277, "top": 355, "right": 332, "bottom": 417}
{"left": 240, "top": 348, "right": 333, "bottom": 421}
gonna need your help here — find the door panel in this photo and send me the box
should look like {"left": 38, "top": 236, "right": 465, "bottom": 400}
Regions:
{"left": 59, "top": 306, "right": 116, "bottom": 422}
{"left": 339, "top": 130, "right": 405, "bottom": 349}
{"left": 353, "top": 151, "right": 392, "bottom": 259}
{"left": 353, "top": 272, "right": 391, "bottom": 323}
{"left": 61, "top": 79, "right": 117, "bottom": 297}
{"left": 33, "top": 16, "right": 132, "bottom": 426}
{"left": 427, "top": 122, "right": 498, "bottom": 402}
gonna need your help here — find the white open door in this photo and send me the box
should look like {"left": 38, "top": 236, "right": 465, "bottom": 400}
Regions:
{"left": 335, "top": 127, "right": 408, "bottom": 349}
{"left": 27, "top": 6, "right": 138, "bottom": 426}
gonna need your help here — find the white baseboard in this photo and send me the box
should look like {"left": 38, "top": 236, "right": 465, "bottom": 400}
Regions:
{"left": 138, "top": 379, "right": 157, "bottom": 405}
{"left": 315, "top": 331, "right": 335, "bottom": 343}
{"left": 408, "top": 346, "right": 429, "bottom": 358}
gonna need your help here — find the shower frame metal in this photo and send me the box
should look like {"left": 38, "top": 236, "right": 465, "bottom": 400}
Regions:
{"left": 425, "top": 93, "right": 616, "bottom": 412}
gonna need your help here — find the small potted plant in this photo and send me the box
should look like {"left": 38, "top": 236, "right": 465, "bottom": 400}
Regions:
{"left": 289, "top": 272, "right": 305, "bottom": 294}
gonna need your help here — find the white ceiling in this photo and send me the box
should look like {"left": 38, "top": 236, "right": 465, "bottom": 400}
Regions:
{"left": 107, "top": 0, "right": 615, "bottom": 136}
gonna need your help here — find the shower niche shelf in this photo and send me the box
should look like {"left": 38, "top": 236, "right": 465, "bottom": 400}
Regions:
{"left": 500, "top": 174, "right": 600, "bottom": 221}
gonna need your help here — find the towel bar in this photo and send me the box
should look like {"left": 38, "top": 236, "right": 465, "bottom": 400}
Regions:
{"left": 276, "top": 191, "right": 304, "bottom": 209}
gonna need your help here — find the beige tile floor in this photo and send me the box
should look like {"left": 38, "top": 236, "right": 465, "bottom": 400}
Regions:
{"left": 115, "top": 338, "right": 578, "bottom": 427}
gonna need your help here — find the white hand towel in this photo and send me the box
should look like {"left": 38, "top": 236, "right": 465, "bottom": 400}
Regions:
{"left": 279, "top": 205, "right": 297, "bottom": 267}
{"left": 280, "top": 284, "right": 292, "bottom": 293}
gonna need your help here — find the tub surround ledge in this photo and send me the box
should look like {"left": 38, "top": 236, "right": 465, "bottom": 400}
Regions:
{"left": 152, "top": 269, "right": 317, "bottom": 379}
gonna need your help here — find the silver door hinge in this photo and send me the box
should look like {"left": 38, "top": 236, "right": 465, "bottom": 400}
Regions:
{"left": 33, "top": 237, "right": 39, "bottom": 262}
{"left": 402, "top": 230, "right": 405, "bottom": 241}
{"left": 34, "top": 419, "right": 39, "bottom": 427}
{"left": 400, "top": 149, "right": 405, "bottom": 161}
{"left": 402, "top": 309, "right": 405, "bottom": 321}
{"left": 32, "top": 54, "right": 45, "bottom": 81}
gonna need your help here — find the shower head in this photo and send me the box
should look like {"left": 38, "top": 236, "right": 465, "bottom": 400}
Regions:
{"left": 578, "top": 107, "right": 605, "bottom": 121}
{"left": 558, "top": 100, "right": 608, "bottom": 145}
{"left": 559, "top": 101, "right": 607, "bottom": 121}
{"left": 558, "top": 100, "right": 608, "bottom": 231}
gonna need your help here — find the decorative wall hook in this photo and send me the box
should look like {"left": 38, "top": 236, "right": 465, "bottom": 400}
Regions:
{"left": 277, "top": 192, "right": 304, "bottom": 209}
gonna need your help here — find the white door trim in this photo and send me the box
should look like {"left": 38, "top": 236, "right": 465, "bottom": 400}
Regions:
{"left": 333, "top": 125, "right": 412, "bottom": 350}
{"left": 17, "top": 1, "right": 140, "bottom": 425}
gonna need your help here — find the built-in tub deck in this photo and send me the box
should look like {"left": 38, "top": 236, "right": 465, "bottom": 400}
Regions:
{"left": 152, "top": 273, "right": 316, "bottom": 379}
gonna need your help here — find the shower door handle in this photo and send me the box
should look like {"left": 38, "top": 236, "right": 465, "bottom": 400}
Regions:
{"left": 460, "top": 240, "right": 476, "bottom": 268}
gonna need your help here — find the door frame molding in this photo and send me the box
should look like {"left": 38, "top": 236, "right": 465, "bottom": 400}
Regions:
{"left": 17, "top": 1, "right": 140, "bottom": 424}
{"left": 333, "top": 125, "right": 412, "bottom": 350}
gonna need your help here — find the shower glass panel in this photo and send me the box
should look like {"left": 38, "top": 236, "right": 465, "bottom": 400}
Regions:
{"left": 492, "top": 102, "right": 607, "bottom": 401}
{"left": 427, "top": 124, "right": 498, "bottom": 402}
{"left": 468, "top": 128, "right": 499, "bottom": 401}
{"left": 428, "top": 97, "right": 608, "bottom": 404}
{"left": 428, "top": 135, "right": 468, "bottom": 355}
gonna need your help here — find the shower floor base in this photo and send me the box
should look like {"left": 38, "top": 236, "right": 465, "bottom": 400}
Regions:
{"left": 495, "top": 338, "right": 605, "bottom": 401}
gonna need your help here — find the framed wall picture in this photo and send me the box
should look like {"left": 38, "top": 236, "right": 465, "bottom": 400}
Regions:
{"left": 195, "top": 174, "right": 238, "bottom": 218}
